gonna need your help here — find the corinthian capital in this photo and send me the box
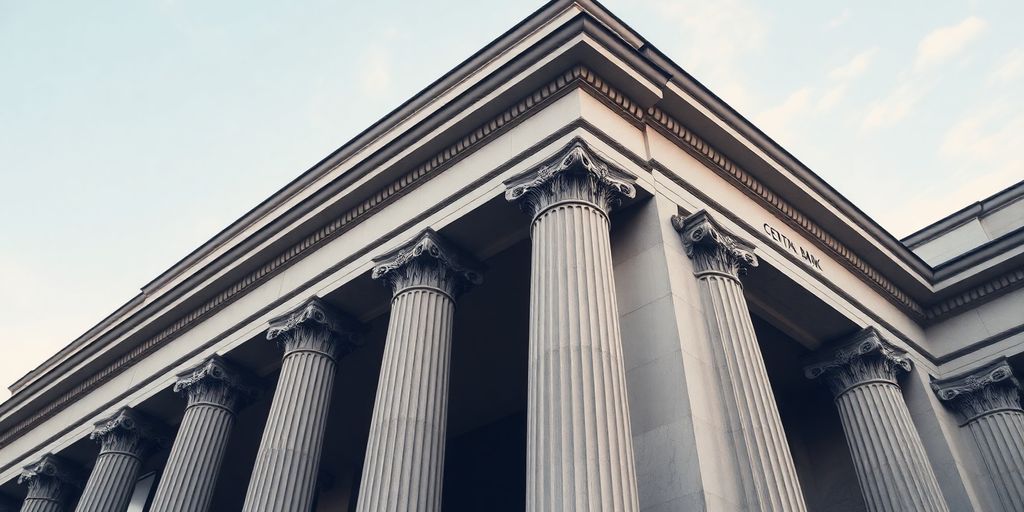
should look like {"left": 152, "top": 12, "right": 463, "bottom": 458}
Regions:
{"left": 671, "top": 210, "right": 758, "bottom": 278}
{"left": 805, "top": 327, "right": 913, "bottom": 397}
{"left": 18, "top": 454, "right": 81, "bottom": 502}
{"left": 504, "top": 138, "right": 636, "bottom": 218}
{"left": 932, "top": 357, "right": 1022, "bottom": 424}
{"left": 372, "top": 228, "right": 483, "bottom": 297}
{"left": 266, "top": 297, "right": 362, "bottom": 359}
{"left": 174, "top": 355, "right": 256, "bottom": 412}
{"left": 90, "top": 407, "right": 165, "bottom": 456}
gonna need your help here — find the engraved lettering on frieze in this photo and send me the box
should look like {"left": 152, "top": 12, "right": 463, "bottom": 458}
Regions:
{"left": 763, "top": 223, "right": 823, "bottom": 272}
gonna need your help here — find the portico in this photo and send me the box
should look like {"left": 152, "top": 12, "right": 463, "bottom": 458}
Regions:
{"left": 0, "top": 2, "right": 1022, "bottom": 512}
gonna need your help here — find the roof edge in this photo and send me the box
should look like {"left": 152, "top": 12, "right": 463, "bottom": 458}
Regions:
{"left": 902, "top": 179, "right": 1024, "bottom": 248}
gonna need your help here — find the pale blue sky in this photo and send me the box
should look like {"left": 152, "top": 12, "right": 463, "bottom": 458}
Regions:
{"left": 1, "top": 0, "right": 1022, "bottom": 395}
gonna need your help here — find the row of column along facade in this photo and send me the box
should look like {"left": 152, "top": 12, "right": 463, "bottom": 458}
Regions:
{"left": 9, "top": 141, "right": 1024, "bottom": 511}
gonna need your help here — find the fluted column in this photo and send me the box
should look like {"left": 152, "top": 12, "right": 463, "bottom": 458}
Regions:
{"left": 18, "top": 454, "right": 81, "bottom": 512}
{"left": 241, "top": 297, "right": 361, "bottom": 512}
{"left": 355, "top": 229, "right": 482, "bottom": 512}
{"left": 505, "top": 139, "right": 640, "bottom": 511}
{"left": 75, "top": 408, "right": 163, "bottom": 512}
{"left": 806, "top": 328, "right": 949, "bottom": 512}
{"left": 932, "top": 357, "right": 1024, "bottom": 511}
{"left": 150, "top": 355, "right": 254, "bottom": 512}
{"left": 672, "top": 210, "right": 807, "bottom": 512}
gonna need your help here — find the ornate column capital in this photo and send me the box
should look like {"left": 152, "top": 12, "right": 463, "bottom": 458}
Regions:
{"left": 371, "top": 228, "right": 483, "bottom": 297}
{"left": 90, "top": 408, "right": 165, "bottom": 457}
{"left": 671, "top": 210, "right": 758, "bottom": 279}
{"left": 174, "top": 355, "right": 256, "bottom": 412}
{"left": 805, "top": 327, "right": 913, "bottom": 397}
{"left": 504, "top": 138, "right": 636, "bottom": 219}
{"left": 18, "top": 453, "right": 82, "bottom": 502}
{"left": 266, "top": 297, "right": 362, "bottom": 360}
{"left": 932, "top": 357, "right": 1022, "bottom": 424}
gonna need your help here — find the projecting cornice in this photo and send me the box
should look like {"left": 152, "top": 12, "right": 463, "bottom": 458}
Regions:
{"left": 647, "top": 107, "right": 927, "bottom": 318}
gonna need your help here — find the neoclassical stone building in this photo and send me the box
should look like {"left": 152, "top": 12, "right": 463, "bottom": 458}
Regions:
{"left": 2, "top": 2, "right": 1023, "bottom": 511}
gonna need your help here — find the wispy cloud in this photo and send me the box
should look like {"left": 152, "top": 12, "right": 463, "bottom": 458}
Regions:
{"left": 756, "top": 47, "right": 878, "bottom": 137}
{"left": 862, "top": 82, "right": 927, "bottom": 129}
{"left": 816, "top": 48, "right": 878, "bottom": 112}
{"left": 357, "top": 27, "right": 401, "bottom": 99}
{"left": 358, "top": 46, "right": 393, "bottom": 97}
{"left": 830, "top": 48, "right": 878, "bottom": 80}
{"left": 939, "top": 100, "right": 1024, "bottom": 171}
{"left": 914, "top": 16, "right": 987, "bottom": 71}
{"left": 647, "top": 0, "right": 767, "bottom": 110}
{"left": 989, "top": 48, "right": 1024, "bottom": 85}
{"left": 816, "top": 83, "right": 847, "bottom": 113}
{"left": 883, "top": 100, "right": 1024, "bottom": 235}
{"left": 862, "top": 17, "right": 987, "bottom": 131}
{"left": 756, "top": 87, "right": 813, "bottom": 141}
{"left": 825, "top": 8, "right": 852, "bottom": 30}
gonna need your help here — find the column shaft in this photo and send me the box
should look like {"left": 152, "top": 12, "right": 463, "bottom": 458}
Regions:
{"left": 504, "top": 139, "right": 642, "bottom": 511}
{"left": 150, "top": 356, "right": 251, "bottom": 512}
{"left": 241, "top": 298, "right": 359, "bottom": 512}
{"left": 75, "top": 408, "right": 161, "bottom": 512}
{"left": 150, "top": 404, "right": 233, "bottom": 512}
{"left": 21, "top": 500, "right": 63, "bottom": 512}
{"left": 968, "top": 411, "right": 1024, "bottom": 510}
{"left": 674, "top": 210, "right": 807, "bottom": 511}
{"left": 933, "top": 358, "right": 1024, "bottom": 511}
{"left": 242, "top": 348, "right": 334, "bottom": 511}
{"left": 808, "top": 328, "right": 949, "bottom": 512}
{"left": 18, "top": 455, "right": 80, "bottom": 512}
{"left": 526, "top": 201, "right": 638, "bottom": 511}
{"left": 357, "top": 289, "right": 454, "bottom": 511}
{"left": 356, "top": 229, "right": 480, "bottom": 512}
{"left": 836, "top": 382, "right": 948, "bottom": 512}
{"left": 74, "top": 453, "right": 141, "bottom": 512}
{"left": 700, "top": 274, "right": 807, "bottom": 511}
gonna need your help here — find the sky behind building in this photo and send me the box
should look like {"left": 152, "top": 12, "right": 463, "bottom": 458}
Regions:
{"left": 1, "top": 0, "right": 1022, "bottom": 398}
